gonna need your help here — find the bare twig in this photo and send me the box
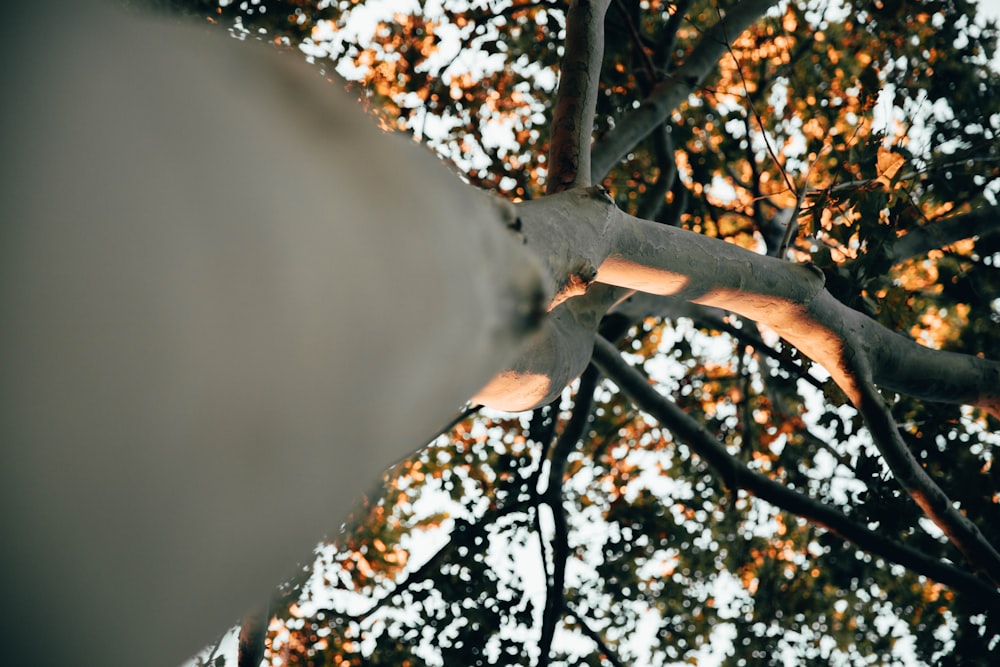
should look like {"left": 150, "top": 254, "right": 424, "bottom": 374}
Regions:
{"left": 776, "top": 143, "right": 831, "bottom": 257}
{"left": 717, "top": 4, "right": 796, "bottom": 201}
{"left": 612, "top": 0, "right": 657, "bottom": 82}
{"left": 203, "top": 627, "right": 233, "bottom": 667}
{"left": 567, "top": 601, "right": 630, "bottom": 667}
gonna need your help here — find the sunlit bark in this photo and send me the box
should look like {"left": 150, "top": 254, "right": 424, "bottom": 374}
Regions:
{"left": 484, "top": 190, "right": 1000, "bottom": 417}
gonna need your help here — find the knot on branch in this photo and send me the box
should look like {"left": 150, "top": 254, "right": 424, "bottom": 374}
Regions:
{"left": 489, "top": 195, "right": 523, "bottom": 234}
{"left": 585, "top": 183, "right": 616, "bottom": 205}
{"left": 791, "top": 260, "right": 827, "bottom": 304}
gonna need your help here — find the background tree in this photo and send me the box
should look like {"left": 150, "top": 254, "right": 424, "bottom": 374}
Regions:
{"left": 164, "top": 0, "right": 1000, "bottom": 665}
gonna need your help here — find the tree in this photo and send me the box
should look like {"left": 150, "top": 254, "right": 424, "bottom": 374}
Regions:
{"left": 2, "top": 1, "right": 999, "bottom": 666}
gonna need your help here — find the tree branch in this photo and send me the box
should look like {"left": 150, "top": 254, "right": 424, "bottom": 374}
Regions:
{"left": 547, "top": 0, "right": 613, "bottom": 193}
{"left": 539, "top": 365, "right": 600, "bottom": 665}
{"left": 636, "top": 125, "right": 677, "bottom": 221}
{"left": 653, "top": 0, "right": 693, "bottom": 71}
{"left": 590, "top": 0, "right": 778, "bottom": 181}
{"left": 612, "top": 0, "right": 657, "bottom": 84}
{"left": 609, "top": 292, "right": 826, "bottom": 391}
{"left": 237, "top": 601, "right": 270, "bottom": 667}
{"left": 886, "top": 207, "right": 999, "bottom": 265}
{"left": 501, "top": 191, "right": 1000, "bottom": 416}
{"left": 852, "top": 378, "right": 1000, "bottom": 586}
{"left": 590, "top": 336, "right": 1000, "bottom": 609}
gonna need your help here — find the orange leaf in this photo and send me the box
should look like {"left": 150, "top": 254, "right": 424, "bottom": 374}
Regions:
{"left": 876, "top": 146, "right": 905, "bottom": 188}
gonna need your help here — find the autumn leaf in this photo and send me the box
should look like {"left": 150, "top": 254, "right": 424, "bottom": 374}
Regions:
{"left": 876, "top": 145, "right": 906, "bottom": 189}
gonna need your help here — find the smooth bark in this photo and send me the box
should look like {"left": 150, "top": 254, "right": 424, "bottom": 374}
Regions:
{"left": 0, "top": 5, "right": 545, "bottom": 666}
{"left": 546, "top": 0, "right": 612, "bottom": 193}
{"left": 489, "top": 191, "right": 1000, "bottom": 416}
{"left": 3, "top": 3, "right": 999, "bottom": 667}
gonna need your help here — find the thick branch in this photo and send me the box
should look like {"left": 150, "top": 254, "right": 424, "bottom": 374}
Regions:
{"left": 590, "top": 0, "right": 778, "bottom": 181}
{"left": 591, "top": 337, "right": 1000, "bottom": 609}
{"left": 598, "top": 208, "right": 1000, "bottom": 414}
{"left": 547, "top": 0, "right": 613, "bottom": 193}
{"left": 609, "top": 292, "right": 826, "bottom": 390}
{"left": 498, "top": 192, "right": 1000, "bottom": 415}
{"left": 474, "top": 282, "right": 621, "bottom": 410}
{"left": 886, "top": 207, "right": 999, "bottom": 265}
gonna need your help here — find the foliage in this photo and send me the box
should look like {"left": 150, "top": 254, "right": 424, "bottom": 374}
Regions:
{"left": 179, "top": 1, "right": 1000, "bottom": 665}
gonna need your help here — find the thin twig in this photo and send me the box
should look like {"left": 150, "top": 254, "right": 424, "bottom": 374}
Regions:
{"left": 567, "top": 601, "right": 630, "bottom": 667}
{"left": 203, "top": 627, "right": 233, "bottom": 667}
{"left": 612, "top": 0, "right": 657, "bottom": 82}
{"left": 716, "top": 4, "right": 797, "bottom": 201}
{"left": 777, "top": 141, "right": 831, "bottom": 257}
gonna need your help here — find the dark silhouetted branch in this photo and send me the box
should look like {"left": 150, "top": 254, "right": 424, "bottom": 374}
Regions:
{"left": 539, "top": 365, "right": 600, "bottom": 665}
{"left": 591, "top": 336, "right": 1000, "bottom": 609}
{"left": 237, "top": 601, "right": 270, "bottom": 667}
{"left": 853, "top": 379, "right": 1000, "bottom": 586}
{"left": 567, "top": 600, "right": 630, "bottom": 667}
{"left": 886, "top": 207, "right": 999, "bottom": 265}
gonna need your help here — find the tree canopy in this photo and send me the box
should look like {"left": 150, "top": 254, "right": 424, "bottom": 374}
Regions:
{"left": 158, "top": 1, "right": 1000, "bottom": 665}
